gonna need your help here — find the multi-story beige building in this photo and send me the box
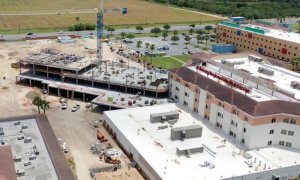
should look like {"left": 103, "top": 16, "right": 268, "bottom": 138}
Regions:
{"left": 217, "top": 21, "right": 300, "bottom": 62}
{"left": 169, "top": 53, "right": 300, "bottom": 149}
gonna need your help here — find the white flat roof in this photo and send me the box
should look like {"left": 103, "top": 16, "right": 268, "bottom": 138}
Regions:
{"left": 219, "top": 57, "right": 300, "bottom": 100}
{"left": 265, "top": 30, "right": 300, "bottom": 44}
{"left": 104, "top": 103, "right": 300, "bottom": 180}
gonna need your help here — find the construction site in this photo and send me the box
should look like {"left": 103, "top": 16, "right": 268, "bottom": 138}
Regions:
{"left": 17, "top": 49, "right": 169, "bottom": 109}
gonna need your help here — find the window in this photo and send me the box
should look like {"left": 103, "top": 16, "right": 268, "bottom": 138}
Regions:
{"left": 279, "top": 141, "right": 285, "bottom": 146}
{"left": 243, "top": 128, "right": 247, "bottom": 133}
{"left": 183, "top": 101, "right": 188, "bottom": 106}
{"left": 207, "top": 95, "right": 211, "bottom": 99}
{"left": 175, "top": 87, "right": 179, "bottom": 91}
{"left": 175, "top": 95, "right": 178, "bottom": 100}
{"left": 269, "top": 130, "right": 274, "bottom": 134}
{"left": 281, "top": 129, "right": 287, "bottom": 135}
{"left": 185, "top": 83, "right": 189, "bottom": 88}
{"left": 241, "top": 139, "right": 245, "bottom": 144}
{"left": 286, "top": 142, "right": 292, "bottom": 147}
{"left": 184, "top": 92, "right": 189, "bottom": 97}
{"left": 205, "top": 105, "right": 209, "bottom": 109}
{"left": 217, "top": 112, "right": 223, "bottom": 118}
{"left": 283, "top": 118, "right": 289, "bottom": 123}
{"left": 194, "top": 98, "right": 198, "bottom": 102}
{"left": 244, "top": 116, "right": 248, "bottom": 121}
{"left": 290, "top": 119, "right": 296, "bottom": 124}
{"left": 271, "top": 118, "right": 276, "bottom": 123}
{"left": 268, "top": 141, "right": 272, "bottom": 146}
{"left": 288, "top": 131, "right": 294, "bottom": 136}
{"left": 231, "top": 120, "right": 235, "bottom": 125}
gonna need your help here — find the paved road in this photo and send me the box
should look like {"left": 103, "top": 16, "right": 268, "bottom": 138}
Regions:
{"left": 0, "top": 24, "right": 216, "bottom": 41}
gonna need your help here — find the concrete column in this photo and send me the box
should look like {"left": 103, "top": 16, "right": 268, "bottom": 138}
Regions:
{"left": 58, "top": 88, "right": 60, "bottom": 97}
{"left": 109, "top": 106, "right": 111, "bottom": 110}
{"left": 108, "top": 83, "right": 110, "bottom": 90}
{"left": 83, "top": 93, "right": 85, "bottom": 102}
{"left": 29, "top": 79, "right": 32, "bottom": 87}
{"left": 125, "top": 86, "right": 127, "bottom": 93}
{"left": 71, "top": 91, "right": 74, "bottom": 100}
{"left": 33, "top": 64, "right": 36, "bottom": 75}
{"left": 43, "top": 83, "right": 45, "bottom": 89}
{"left": 47, "top": 86, "right": 49, "bottom": 95}
{"left": 143, "top": 89, "right": 146, "bottom": 96}
{"left": 47, "top": 66, "right": 49, "bottom": 78}
{"left": 76, "top": 71, "right": 79, "bottom": 84}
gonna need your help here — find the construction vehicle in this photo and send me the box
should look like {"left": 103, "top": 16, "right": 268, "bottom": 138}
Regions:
{"left": 97, "top": 129, "right": 108, "bottom": 142}
{"left": 104, "top": 155, "right": 121, "bottom": 164}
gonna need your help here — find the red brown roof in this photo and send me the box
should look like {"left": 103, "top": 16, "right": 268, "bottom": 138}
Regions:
{"left": 0, "top": 145, "right": 17, "bottom": 180}
{"left": 169, "top": 67, "right": 300, "bottom": 117}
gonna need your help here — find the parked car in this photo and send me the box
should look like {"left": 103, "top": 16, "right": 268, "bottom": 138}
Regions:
{"left": 71, "top": 104, "right": 80, "bottom": 112}
{"left": 61, "top": 103, "right": 67, "bottom": 110}
{"left": 58, "top": 31, "right": 63, "bottom": 34}
{"left": 27, "top": 32, "right": 34, "bottom": 36}
{"left": 41, "top": 89, "right": 47, "bottom": 94}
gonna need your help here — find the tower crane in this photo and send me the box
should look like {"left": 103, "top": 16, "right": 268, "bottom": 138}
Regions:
{"left": 97, "top": 0, "right": 128, "bottom": 64}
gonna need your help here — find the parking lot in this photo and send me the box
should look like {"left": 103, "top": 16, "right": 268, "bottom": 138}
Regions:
{"left": 116, "top": 34, "right": 214, "bottom": 56}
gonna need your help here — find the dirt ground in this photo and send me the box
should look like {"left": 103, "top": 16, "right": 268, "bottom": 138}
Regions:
{"left": 0, "top": 39, "right": 144, "bottom": 180}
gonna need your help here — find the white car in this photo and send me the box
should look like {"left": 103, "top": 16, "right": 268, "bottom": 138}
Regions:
{"left": 58, "top": 31, "right": 64, "bottom": 34}
{"left": 71, "top": 104, "right": 80, "bottom": 112}
{"left": 61, "top": 103, "right": 67, "bottom": 110}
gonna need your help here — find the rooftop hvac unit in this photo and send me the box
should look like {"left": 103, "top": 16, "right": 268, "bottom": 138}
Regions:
{"left": 291, "top": 81, "right": 300, "bottom": 90}
{"left": 171, "top": 125, "right": 202, "bottom": 140}
{"left": 150, "top": 111, "right": 179, "bottom": 123}
{"left": 258, "top": 67, "right": 274, "bottom": 76}
{"left": 248, "top": 55, "right": 263, "bottom": 62}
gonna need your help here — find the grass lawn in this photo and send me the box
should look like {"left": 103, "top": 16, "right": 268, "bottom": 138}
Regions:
{"left": 0, "top": 0, "right": 224, "bottom": 31}
{"left": 141, "top": 55, "right": 191, "bottom": 69}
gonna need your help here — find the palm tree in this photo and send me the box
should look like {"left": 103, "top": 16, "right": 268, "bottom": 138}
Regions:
{"left": 41, "top": 100, "right": 50, "bottom": 114}
{"left": 162, "top": 31, "right": 168, "bottom": 41}
{"left": 184, "top": 36, "right": 191, "bottom": 49}
{"left": 145, "top": 42, "right": 150, "bottom": 51}
{"left": 32, "top": 95, "right": 43, "bottom": 114}
{"left": 120, "top": 32, "right": 126, "bottom": 39}
{"left": 203, "top": 34, "right": 210, "bottom": 49}
{"left": 196, "top": 34, "right": 202, "bottom": 47}
{"left": 173, "top": 30, "right": 178, "bottom": 37}
{"left": 149, "top": 44, "right": 155, "bottom": 64}
{"left": 136, "top": 40, "right": 142, "bottom": 51}
{"left": 291, "top": 57, "right": 300, "bottom": 71}
{"left": 215, "top": 32, "right": 221, "bottom": 43}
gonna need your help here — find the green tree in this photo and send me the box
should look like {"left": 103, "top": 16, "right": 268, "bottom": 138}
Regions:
{"left": 171, "top": 35, "right": 179, "bottom": 45}
{"left": 163, "top": 24, "right": 171, "bottom": 32}
{"left": 75, "top": 17, "right": 80, "bottom": 23}
{"left": 195, "top": 29, "right": 205, "bottom": 35}
{"left": 291, "top": 57, "right": 300, "bottom": 71}
{"left": 150, "top": 27, "right": 161, "bottom": 37}
{"left": 149, "top": 44, "right": 155, "bottom": 64}
{"left": 136, "top": 25, "right": 144, "bottom": 33}
{"left": 203, "top": 34, "right": 210, "bottom": 49}
{"left": 126, "top": 33, "right": 135, "bottom": 41}
{"left": 107, "top": 27, "right": 115, "bottom": 35}
{"left": 120, "top": 32, "right": 126, "bottom": 39}
{"left": 189, "top": 24, "right": 196, "bottom": 29}
{"left": 173, "top": 30, "right": 178, "bottom": 37}
{"left": 184, "top": 36, "right": 191, "bottom": 49}
{"left": 196, "top": 34, "right": 203, "bottom": 47}
{"left": 162, "top": 31, "right": 168, "bottom": 40}
{"left": 205, "top": 25, "right": 213, "bottom": 33}
{"left": 32, "top": 95, "right": 43, "bottom": 114}
{"left": 215, "top": 32, "right": 221, "bottom": 42}
{"left": 189, "top": 28, "right": 194, "bottom": 35}
{"left": 136, "top": 40, "right": 142, "bottom": 51}
{"left": 145, "top": 42, "right": 150, "bottom": 51}
{"left": 41, "top": 100, "right": 50, "bottom": 114}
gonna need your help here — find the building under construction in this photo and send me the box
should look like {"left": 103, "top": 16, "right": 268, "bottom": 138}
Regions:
{"left": 17, "top": 49, "right": 169, "bottom": 109}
